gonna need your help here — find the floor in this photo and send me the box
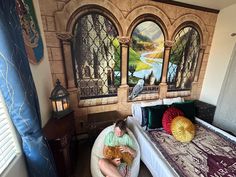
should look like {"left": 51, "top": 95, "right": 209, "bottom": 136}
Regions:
{"left": 73, "top": 138, "right": 153, "bottom": 177}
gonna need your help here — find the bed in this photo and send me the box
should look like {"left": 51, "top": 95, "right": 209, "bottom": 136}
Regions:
{"left": 126, "top": 108, "right": 236, "bottom": 177}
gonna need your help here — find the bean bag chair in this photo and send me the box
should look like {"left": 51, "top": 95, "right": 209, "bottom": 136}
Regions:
{"left": 90, "top": 125, "right": 140, "bottom": 177}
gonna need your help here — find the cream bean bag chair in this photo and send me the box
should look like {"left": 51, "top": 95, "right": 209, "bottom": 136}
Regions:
{"left": 90, "top": 125, "right": 140, "bottom": 177}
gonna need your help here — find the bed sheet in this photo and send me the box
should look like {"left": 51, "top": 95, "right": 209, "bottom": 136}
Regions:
{"left": 126, "top": 116, "right": 179, "bottom": 177}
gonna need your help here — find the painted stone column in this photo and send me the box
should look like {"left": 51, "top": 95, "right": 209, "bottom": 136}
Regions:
{"left": 194, "top": 45, "right": 206, "bottom": 82}
{"left": 117, "top": 36, "right": 130, "bottom": 103}
{"left": 118, "top": 36, "right": 130, "bottom": 86}
{"left": 56, "top": 32, "right": 78, "bottom": 109}
{"left": 191, "top": 45, "right": 206, "bottom": 99}
{"left": 56, "top": 32, "right": 76, "bottom": 89}
{"left": 159, "top": 40, "right": 174, "bottom": 99}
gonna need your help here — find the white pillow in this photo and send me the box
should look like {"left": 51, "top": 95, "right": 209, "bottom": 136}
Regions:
{"left": 163, "top": 97, "right": 184, "bottom": 105}
{"left": 131, "top": 103, "right": 143, "bottom": 125}
{"left": 140, "top": 99, "right": 162, "bottom": 107}
{"left": 131, "top": 99, "right": 163, "bottom": 125}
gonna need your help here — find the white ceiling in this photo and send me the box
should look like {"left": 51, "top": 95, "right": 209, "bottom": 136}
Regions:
{"left": 173, "top": 0, "right": 236, "bottom": 10}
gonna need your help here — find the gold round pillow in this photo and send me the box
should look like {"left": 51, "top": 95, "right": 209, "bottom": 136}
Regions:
{"left": 171, "top": 116, "right": 196, "bottom": 142}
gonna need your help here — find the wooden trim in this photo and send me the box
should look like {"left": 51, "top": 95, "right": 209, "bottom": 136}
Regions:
{"left": 152, "top": 0, "right": 220, "bottom": 14}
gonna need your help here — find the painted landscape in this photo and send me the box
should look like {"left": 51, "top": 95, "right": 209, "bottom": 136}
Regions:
{"left": 128, "top": 21, "right": 164, "bottom": 86}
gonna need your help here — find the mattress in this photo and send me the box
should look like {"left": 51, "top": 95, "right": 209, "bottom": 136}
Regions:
{"left": 126, "top": 116, "right": 236, "bottom": 177}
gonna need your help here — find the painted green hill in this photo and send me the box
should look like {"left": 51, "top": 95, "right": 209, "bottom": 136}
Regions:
{"left": 113, "top": 38, "right": 151, "bottom": 71}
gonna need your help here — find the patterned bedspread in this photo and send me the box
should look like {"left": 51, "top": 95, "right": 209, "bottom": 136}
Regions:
{"left": 147, "top": 124, "right": 236, "bottom": 177}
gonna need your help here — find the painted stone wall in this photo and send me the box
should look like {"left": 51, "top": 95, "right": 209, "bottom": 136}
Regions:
{"left": 38, "top": 0, "right": 217, "bottom": 133}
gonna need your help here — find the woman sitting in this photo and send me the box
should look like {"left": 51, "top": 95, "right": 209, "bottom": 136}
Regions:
{"left": 98, "top": 120, "right": 136, "bottom": 177}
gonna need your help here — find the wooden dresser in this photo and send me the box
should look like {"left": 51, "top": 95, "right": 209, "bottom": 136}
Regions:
{"left": 43, "top": 111, "right": 76, "bottom": 177}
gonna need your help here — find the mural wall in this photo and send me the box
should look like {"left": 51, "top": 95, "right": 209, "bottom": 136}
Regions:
{"left": 38, "top": 0, "right": 218, "bottom": 133}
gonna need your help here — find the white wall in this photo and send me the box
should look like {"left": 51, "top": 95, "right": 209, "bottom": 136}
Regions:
{"left": 30, "top": 0, "right": 53, "bottom": 127}
{"left": 200, "top": 4, "right": 236, "bottom": 105}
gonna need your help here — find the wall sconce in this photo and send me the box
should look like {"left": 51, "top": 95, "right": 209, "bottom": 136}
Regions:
{"left": 50, "top": 79, "right": 72, "bottom": 119}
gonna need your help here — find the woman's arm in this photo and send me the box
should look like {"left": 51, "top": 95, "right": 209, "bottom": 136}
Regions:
{"left": 119, "top": 146, "right": 136, "bottom": 157}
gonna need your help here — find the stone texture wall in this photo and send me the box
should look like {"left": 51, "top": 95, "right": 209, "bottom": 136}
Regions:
{"left": 38, "top": 0, "right": 218, "bottom": 133}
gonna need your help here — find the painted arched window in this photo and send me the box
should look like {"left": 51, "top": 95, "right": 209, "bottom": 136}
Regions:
{"left": 128, "top": 21, "right": 164, "bottom": 92}
{"left": 167, "top": 26, "right": 200, "bottom": 90}
{"left": 73, "top": 13, "right": 120, "bottom": 99}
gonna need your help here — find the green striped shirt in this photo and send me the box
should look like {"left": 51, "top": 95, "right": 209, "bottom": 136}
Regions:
{"left": 104, "top": 131, "right": 135, "bottom": 149}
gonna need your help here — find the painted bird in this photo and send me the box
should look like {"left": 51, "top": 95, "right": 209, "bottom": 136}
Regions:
{"left": 129, "top": 79, "right": 144, "bottom": 100}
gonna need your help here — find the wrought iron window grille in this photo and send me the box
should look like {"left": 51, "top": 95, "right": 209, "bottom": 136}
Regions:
{"left": 73, "top": 13, "right": 121, "bottom": 99}
{"left": 167, "top": 26, "right": 200, "bottom": 91}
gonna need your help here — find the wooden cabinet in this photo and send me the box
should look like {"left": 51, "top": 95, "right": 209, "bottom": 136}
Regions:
{"left": 43, "top": 111, "right": 76, "bottom": 177}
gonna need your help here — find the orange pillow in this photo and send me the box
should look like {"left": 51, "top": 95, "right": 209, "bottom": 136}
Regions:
{"left": 171, "top": 116, "right": 196, "bottom": 142}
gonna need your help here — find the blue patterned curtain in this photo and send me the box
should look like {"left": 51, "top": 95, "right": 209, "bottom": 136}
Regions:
{"left": 0, "top": 1, "right": 57, "bottom": 177}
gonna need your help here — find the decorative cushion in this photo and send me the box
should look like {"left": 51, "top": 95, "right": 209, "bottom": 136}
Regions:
{"left": 131, "top": 100, "right": 162, "bottom": 126}
{"left": 141, "top": 107, "right": 149, "bottom": 127}
{"left": 147, "top": 105, "right": 168, "bottom": 129}
{"left": 131, "top": 103, "right": 143, "bottom": 125}
{"left": 141, "top": 100, "right": 162, "bottom": 126}
{"left": 171, "top": 116, "right": 196, "bottom": 142}
{"left": 172, "top": 101, "right": 195, "bottom": 123}
{"left": 162, "top": 107, "right": 184, "bottom": 134}
{"left": 104, "top": 146, "right": 134, "bottom": 166}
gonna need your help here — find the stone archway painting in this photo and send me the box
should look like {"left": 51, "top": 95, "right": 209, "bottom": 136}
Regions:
{"left": 16, "top": 0, "right": 44, "bottom": 64}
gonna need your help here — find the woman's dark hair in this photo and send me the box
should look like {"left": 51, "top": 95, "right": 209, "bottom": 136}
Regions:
{"left": 115, "top": 119, "right": 127, "bottom": 132}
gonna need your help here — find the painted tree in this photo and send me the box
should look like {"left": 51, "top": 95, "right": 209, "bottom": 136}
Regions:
{"left": 168, "top": 27, "right": 200, "bottom": 90}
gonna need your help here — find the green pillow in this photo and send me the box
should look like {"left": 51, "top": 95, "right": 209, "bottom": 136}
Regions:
{"left": 141, "top": 105, "right": 162, "bottom": 127}
{"left": 172, "top": 101, "right": 195, "bottom": 123}
{"left": 147, "top": 105, "right": 168, "bottom": 129}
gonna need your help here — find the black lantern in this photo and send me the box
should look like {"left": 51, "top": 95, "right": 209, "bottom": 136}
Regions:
{"left": 50, "top": 79, "right": 72, "bottom": 119}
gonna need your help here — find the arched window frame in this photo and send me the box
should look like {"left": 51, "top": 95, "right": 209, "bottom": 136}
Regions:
{"left": 167, "top": 24, "right": 202, "bottom": 91}
{"left": 71, "top": 12, "right": 121, "bottom": 99}
{"left": 127, "top": 19, "right": 166, "bottom": 94}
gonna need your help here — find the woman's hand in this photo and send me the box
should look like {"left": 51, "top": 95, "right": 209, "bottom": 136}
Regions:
{"left": 119, "top": 145, "right": 129, "bottom": 153}
{"left": 111, "top": 158, "right": 121, "bottom": 166}
{"left": 119, "top": 145, "right": 137, "bottom": 157}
